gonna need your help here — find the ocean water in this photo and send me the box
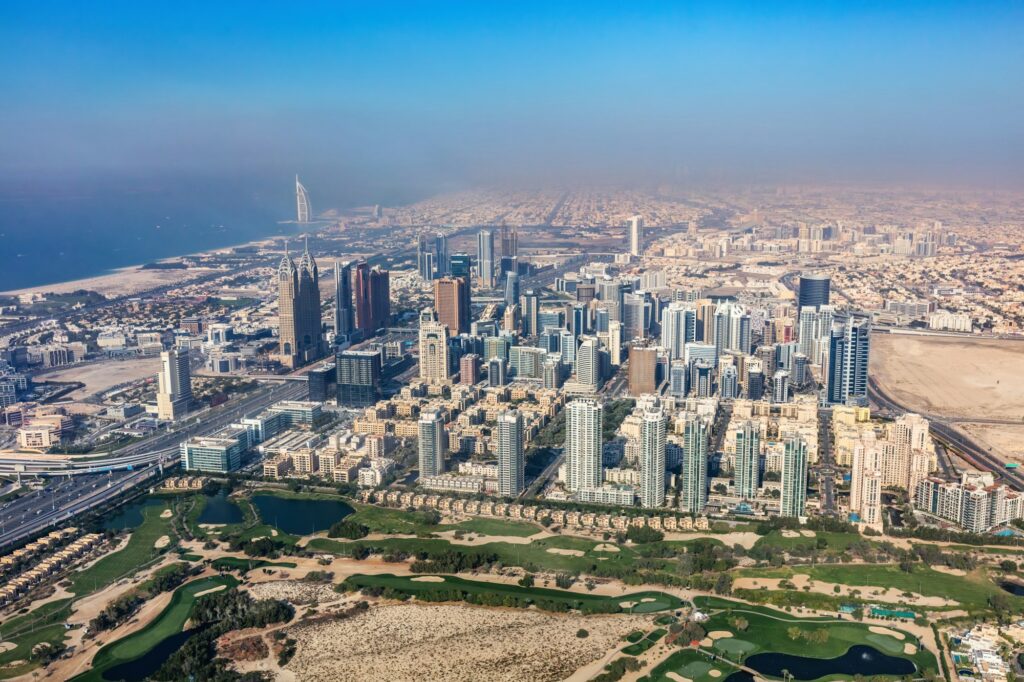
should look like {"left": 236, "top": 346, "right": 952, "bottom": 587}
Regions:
{"left": 0, "top": 175, "right": 295, "bottom": 291}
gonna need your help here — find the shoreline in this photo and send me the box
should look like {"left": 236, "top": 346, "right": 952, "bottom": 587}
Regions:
{"left": 0, "top": 228, "right": 298, "bottom": 298}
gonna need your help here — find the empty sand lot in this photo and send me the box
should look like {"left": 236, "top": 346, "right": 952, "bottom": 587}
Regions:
{"left": 285, "top": 603, "right": 648, "bottom": 681}
{"left": 37, "top": 357, "right": 161, "bottom": 399}
{"left": 871, "top": 334, "right": 1024, "bottom": 421}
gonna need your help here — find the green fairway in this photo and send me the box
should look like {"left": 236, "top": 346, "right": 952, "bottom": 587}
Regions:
{"left": 753, "top": 530, "right": 867, "bottom": 553}
{"left": 0, "top": 599, "right": 73, "bottom": 679}
{"left": 211, "top": 556, "right": 297, "bottom": 572}
{"left": 68, "top": 499, "right": 175, "bottom": 596}
{"left": 641, "top": 649, "right": 738, "bottom": 682}
{"left": 621, "top": 628, "right": 666, "bottom": 655}
{"left": 735, "top": 563, "right": 1012, "bottom": 613}
{"left": 75, "top": 575, "right": 238, "bottom": 682}
{"left": 307, "top": 531, "right": 659, "bottom": 576}
{"left": 692, "top": 596, "right": 938, "bottom": 676}
{"left": 344, "top": 573, "right": 683, "bottom": 613}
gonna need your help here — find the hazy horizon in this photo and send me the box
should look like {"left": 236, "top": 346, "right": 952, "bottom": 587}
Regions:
{"left": 1, "top": 1, "right": 1023, "bottom": 201}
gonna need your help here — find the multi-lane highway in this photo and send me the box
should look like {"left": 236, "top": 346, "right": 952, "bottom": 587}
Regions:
{"left": 868, "top": 378, "right": 1024, "bottom": 491}
{"left": 0, "top": 379, "right": 308, "bottom": 549}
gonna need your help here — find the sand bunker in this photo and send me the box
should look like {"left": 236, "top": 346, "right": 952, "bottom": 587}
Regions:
{"left": 546, "top": 548, "right": 585, "bottom": 557}
{"left": 194, "top": 584, "right": 228, "bottom": 598}
{"left": 270, "top": 529, "right": 278, "bottom": 537}
{"left": 593, "top": 544, "right": 620, "bottom": 553}
{"left": 869, "top": 626, "right": 905, "bottom": 640}
{"left": 410, "top": 576, "right": 446, "bottom": 583}
{"left": 781, "top": 530, "right": 800, "bottom": 538}
{"left": 0, "top": 643, "right": 15, "bottom": 653}
{"left": 799, "top": 530, "right": 816, "bottom": 537}
{"left": 640, "top": 598, "right": 656, "bottom": 603}
{"left": 904, "top": 643, "right": 917, "bottom": 654}
{"left": 699, "top": 637, "right": 713, "bottom": 646}
{"left": 708, "top": 671, "right": 722, "bottom": 678}
{"left": 160, "top": 509, "right": 173, "bottom": 518}
{"left": 708, "top": 631, "right": 733, "bottom": 640}
{"left": 932, "top": 565, "right": 966, "bottom": 576}
{"left": 666, "top": 673, "right": 691, "bottom": 682}
{"left": 154, "top": 535, "right": 171, "bottom": 549}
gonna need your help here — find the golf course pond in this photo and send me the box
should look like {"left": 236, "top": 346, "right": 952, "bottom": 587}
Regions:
{"left": 744, "top": 644, "right": 916, "bottom": 680}
{"left": 251, "top": 493, "right": 353, "bottom": 535}
{"left": 197, "top": 490, "right": 244, "bottom": 524}
{"left": 102, "top": 497, "right": 166, "bottom": 531}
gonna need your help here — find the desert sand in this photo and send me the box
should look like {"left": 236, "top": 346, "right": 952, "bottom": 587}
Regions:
{"left": 871, "top": 334, "right": 1024, "bottom": 421}
{"left": 285, "top": 603, "right": 648, "bottom": 681}
{"left": 36, "top": 357, "right": 162, "bottom": 400}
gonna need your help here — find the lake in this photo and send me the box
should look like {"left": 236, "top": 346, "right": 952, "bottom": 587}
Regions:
{"left": 101, "top": 626, "right": 207, "bottom": 681}
{"left": 1001, "top": 580, "right": 1024, "bottom": 596}
{"left": 103, "top": 497, "right": 167, "bottom": 531}
{"left": 198, "top": 490, "right": 244, "bottom": 524}
{"left": 251, "top": 494, "right": 353, "bottom": 535}
{"left": 744, "top": 644, "right": 916, "bottom": 680}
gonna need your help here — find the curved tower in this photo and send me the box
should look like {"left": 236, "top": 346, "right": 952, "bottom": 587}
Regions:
{"left": 295, "top": 175, "right": 311, "bottom": 223}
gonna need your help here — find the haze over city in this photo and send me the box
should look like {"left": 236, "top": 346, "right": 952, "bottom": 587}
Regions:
{"left": 2, "top": 4, "right": 1024, "bottom": 682}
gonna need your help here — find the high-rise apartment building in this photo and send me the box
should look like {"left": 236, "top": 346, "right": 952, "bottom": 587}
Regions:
{"left": 418, "top": 410, "right": 446, "bottom": 478}
{"left": 335, "top": 349, "right": 381, "bottom": 407}
{"left": 497, "top": 409, "right": 525, "bottom": 497}
{"left": 712, "top": 301, "right": 751, "bottom": 357}
{"left": 418, "top": 308, "right": 451, "bottom": 383}
{"left": 826, "top": 315, "right": 870, "bottom": 405}
{"left": 679, "top": 413, "right": 708, "bottom": 514}
{"left": 733, "top": 420, "right": 760, "bottom": 499}
{"left": 564, "top": 398, "right": 603, "bottom": 493}
{"left": 333, "top": 260, "right": 354, "bottom": 340}
{"left": 277, "top": 242, "right": 325, "bottom": 368}
{"left": 628, "top": 346, "right": 659, "bottom": 395}
{"left": 639, "top": 403, "right": 666, "bottom": 508}
{"left": 477, "top": 228, "right": 496, "bottom": 288}
{"left": 798, "top": 273, "right": 831, "bottom": 313}
{"left": 460, "top": 353, "right": 481, "bottom": 385}
{"left": 781, "top": 436, "right": 808, "bottom": 517}
{"left": 156, "top": 347, "right": 192, "bottom": 420}
{"left": 662, "top": 302, "right": 697, "bottom": 360}
{"left": 500, "top": 223, "right": 518, "bottom": 260}
{"left": 433, "top": 276, "right": 471, "bottom": 335}
{"left": 850, "top": 431, "right": 883, "bottom": 525}
{"left": 353, "top": 261, "right": 390, "bottom": 335}
{"left": 574, "top": 337, "right": 601, "bottom": 391}
{"left": 628, "top": 215, "right": 644, "bottom": 257}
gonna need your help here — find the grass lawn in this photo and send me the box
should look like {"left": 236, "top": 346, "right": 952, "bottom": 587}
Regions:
{"left": 343, "top": 573, "right": 683, "bottom": 613}
{"left": 68, "top": 499, "right": 175, "bottom": 596}
{"left": 450, "top": 517, "right": 541, "bottom": 537}
{"left": 753, "top": 530, "right": 866, "bottom": 553}
{"left": 211, "top": 557, "right": 298, "bottom": 572}
{"left": 641, "top": 649, "right": 738, "bottom": 682}
{"left": 735, "top": 563, "right": 1010, "bottom": 613}
{"left": 0, "top": 599, "right": 74, "bottom": 679}
{"left": 694, "top": 597, "right": 938, "bottom": 677}
{"left": 74, "top": 575, "right": 238, "bottom": 682}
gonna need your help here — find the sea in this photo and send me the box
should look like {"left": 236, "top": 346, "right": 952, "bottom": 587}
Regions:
{"left": 0, "top": 175, "right": 299, "bottom": 292}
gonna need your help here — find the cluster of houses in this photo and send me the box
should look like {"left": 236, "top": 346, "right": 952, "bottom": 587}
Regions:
{"left": 0, "top": 528, "right": 102, "bottom": 607}
{"left": 161, "top": 476, "right": 207, "bottom": 490}
{"left": 357, "top": 489, "right": 711, "bottom": 533}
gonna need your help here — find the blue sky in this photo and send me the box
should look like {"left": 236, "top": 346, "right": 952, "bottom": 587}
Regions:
{"left": 1, "top": 1, "right": 1022, "bottom": 190}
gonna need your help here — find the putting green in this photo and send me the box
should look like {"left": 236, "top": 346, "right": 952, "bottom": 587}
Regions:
{"left": 866, "top": 633, "right": 906, "bottom": 655}
{"left": 713, "top": 638, "right": 757, "bottom": 655}
{"left": 680, "top": 660, "right": 713, "bottom": 678}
